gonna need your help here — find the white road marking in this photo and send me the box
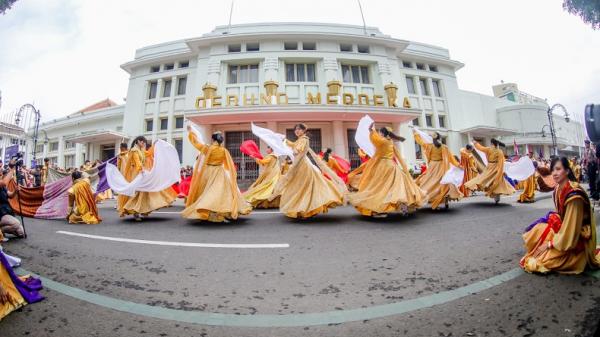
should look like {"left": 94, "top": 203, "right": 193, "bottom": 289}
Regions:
{"left": 56, "top": 231, "right": 289, "bottom": 248}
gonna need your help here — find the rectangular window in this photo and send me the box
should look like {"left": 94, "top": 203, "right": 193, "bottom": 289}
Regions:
{"left": 36, "top": 144, "right": 44, "bottom": 153}
{"left": 302, "top": 42, "right": 316, "bottom": 50}
{"left": 228, "top": 44, "right": 241, "bottom": 53}
{"left": 65, "top": 141, "right": 75, "bottom": 149}
{"left": 438, "top": 116, "right": 446, "bottom": 128}
{"left": 148, "top": 81, "right": 158, "bottom": 99}
{"left": 406, "top": 76, "right": 416, "bottom": 94}
{"left": 160, "top": 118, "right": 168, "bottom": 130}
{"left": 177, "top": 77, "right": 187, "bottom": 95}
{"left": 150, "top": 65, "right": 160, "bottom": 73}
{"left": 415, "top": 142, "right": 422, "bottom": 160}
{"left": 412, "top": 118, "right": 420, "bottom": 127}
{"left": 402, "top": 61, "right": 412, "bottom": 68}
{"left": 341, "top": 65, "right": 371, "bottom": 84}
{"left": 146, "top": 119, "right": 153, "bottom": 132}
{"left": 50, "top": 142, "right": 59, "bottom": 151}
{"left": 175, "top": 116, "right": 184, "bottom": 129}
{"left": 285, "top": 63, "right": 316, "bottom": 82}
{"left": 425, "top": 115, "right": 433, "bottom": 127}
{"left": 162, "top": 80, "right": 172, "bottom": 97}
{"left": 419, "top": 79, "right": 430, "bottom": 96}
{"left": 178, "top": 61, "right": 189, "bottom": 68}
{"left": 357, "top": 45, "right": 370, "bottom": 53}
{"left": 284, "top": 41, "right": 298, "bottom": 50}
{"left": 64, "top": 155, "right": 75, "bottom": 168}
{"left": 340, "top": 43, "right": 353, "bottom": 52}
{"left": 429, "top": 65, "right": 438, "bottom": 72}
{"left": 416, "top": 63, "right": 425, "bottom": 70}
{"left": 174, "top": 139, "right": 183, "bottom": 163}
{"left": 228, "top": 64, "right": 259, "bottom": 84}
{"left": 246, "top": 42, "right": 260, "bottom": 51}
{"left": 11, "top": 138, "right": 17, "bottom": 145}
{"left": 164, "top": 63, "right": 174, "bottom": 71}
{"left": 432, "top": 80, "right": 442, "bottom": 97}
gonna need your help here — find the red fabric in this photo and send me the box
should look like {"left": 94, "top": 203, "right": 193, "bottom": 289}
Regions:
{"left": 177, "top": 176, "right": 192, "bottom": 197}
{"left": 240, "top": 140, "right": 263, "bottom": 160}
{"left": 420, "top": 163, "right": 427, "bottom": 174}
{"left": 319, "top": 152, "right": 349, "bottom": 183}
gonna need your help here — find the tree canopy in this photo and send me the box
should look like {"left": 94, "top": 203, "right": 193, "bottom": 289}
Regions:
{"left": 563, "top": 0, "right": 600, "bottom": 29}
{"left": 1, "top": 0, "right": 17, "bottom": 15}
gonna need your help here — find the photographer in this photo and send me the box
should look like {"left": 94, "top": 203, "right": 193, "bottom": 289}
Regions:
{"left": 0, "top": 161, "right": 25, "bottom": 238}
{"left": 582, "top": 140, "right": 598, "bottom": 199}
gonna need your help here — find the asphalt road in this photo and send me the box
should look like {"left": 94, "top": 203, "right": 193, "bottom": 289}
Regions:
{"left": 1, "top": 191, "right": 599, "bottom": 337}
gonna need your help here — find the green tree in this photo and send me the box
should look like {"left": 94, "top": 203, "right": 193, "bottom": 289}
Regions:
{"left": 563, "top": 0, "right": 600, "bottom": 29}
{"left": 1, "top": 0, "right": 17, "bottom": 15}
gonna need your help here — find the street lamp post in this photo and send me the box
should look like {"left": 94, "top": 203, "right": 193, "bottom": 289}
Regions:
{"left": 546, "top": 103, "right": 570, "bottom": 157}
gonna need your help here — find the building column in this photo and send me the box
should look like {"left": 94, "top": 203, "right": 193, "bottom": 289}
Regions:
{"left": 332, "top": 121, "right": 346, "bottom": 158}
{"left": 75, "top": 143, "right": 83, "bottom": 167}
{"left": 57, "top": 136, "right": 65, "bottom": 168}
{"left": 42, "top": 143, "right": 48, "bottom": 159}
{"left": 114, "top": 140, "right": 121, "bottom": 153}
{"left": 152, "top": 79, "right": 163, "bottom": 142}
{"left": 167, "top": 75, "right": 177, "bottom": 143}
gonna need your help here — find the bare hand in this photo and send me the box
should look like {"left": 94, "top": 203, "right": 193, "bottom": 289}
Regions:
{"left": 187, "top": 125, "right": 192, "bottom": 132}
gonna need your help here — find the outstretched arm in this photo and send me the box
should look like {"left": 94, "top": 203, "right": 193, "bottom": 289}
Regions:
{"left": 187, "top": 126, "right": 208, "bottom": 153}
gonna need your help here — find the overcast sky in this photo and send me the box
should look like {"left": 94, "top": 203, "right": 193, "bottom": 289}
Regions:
{"left": 0, "top": 0, "right": 598, "bottom": 124}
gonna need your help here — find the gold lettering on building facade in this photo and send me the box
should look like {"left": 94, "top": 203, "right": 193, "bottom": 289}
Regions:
{"left": 195, "top": 82, "right": 410, "bottom": 109}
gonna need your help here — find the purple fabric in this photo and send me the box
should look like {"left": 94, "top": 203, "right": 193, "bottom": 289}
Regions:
{"left": 96, "top": 156, "right": 117, "bottom": 194}
{"left": 0, "top": 251, "right": 44, "bottom": 303}
{"left": 524, "top": 211, "right": 556, "bottom": 233}
{"left": 35, "top": 176, "right": 72, "bottom": 219}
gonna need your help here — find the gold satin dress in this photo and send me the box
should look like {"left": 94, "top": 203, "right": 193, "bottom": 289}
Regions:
{"left": 68, "top": 178, "right": 101, "bottom": 224}
{"left": 243, "top": 154, "right": 281, "bottom": 209}
{"left": 463, "top": 143, "right": 515, "bottom": 198}
{"left": 0, "top": 254, "right": 27, "bottom": 320}
{"left": 518, "top": 170, "right": 537, "bottom": 203}
{"left": 275, "top": 135, "right": 344, "bottom": 219}
{"left": 459, "top": 148, "right": 478, "bottom": 197}
{"left": 182, "top": 132, "right": 251, "bottom": 222}
{"left": 121, "top": 146, "right": 177, "bottom": 216}
{"left": 349, "top": 130, "right": 426, "bottom": 216}
{"left": 521, "top": 182, "right": 600, "bottom": 274}
{"left": 414, "top": 134, "right": 463, "bottom": 209}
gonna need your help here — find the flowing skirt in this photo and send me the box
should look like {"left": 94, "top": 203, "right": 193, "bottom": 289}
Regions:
{"left": 349, "top": 158, "right": 426, "bottom": 216}
{"left": 0, "top": 251, "right": 43, "bottom": 320}
{"left": 244, "top": 168, "right": 280, "bottom": 209}
{"left": 464, "top": 162, "right": 515, "bottom": 198}
{"left": 122, "top": 188, "right": 177, "bottom": 216}
{"left": 415, "top": 160, "right": 462, "bottom": 209}
{"left": 182, "top": 165, "right": 251, "bottom": 222}
{"left": 279, "top": 157, "right": 343, "bottom": 219}
{"left": 518, "top": 174, "right": 536, "bottom": 203}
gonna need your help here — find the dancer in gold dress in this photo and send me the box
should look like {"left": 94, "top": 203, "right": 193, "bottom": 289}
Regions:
{"left": 459, "top": 145, "right": 478, "bottom": 197}
{"left": 120, "top": 136, "right": 177, "bottom": 220}
{"left": 67, "top": 171, "right": 101, "bottom": 224}
{"left": 347, "top": 148, "right": 369, "bottom": 191}
{"left": 115, "top": 142, "right": 129, "bottom": 211}
{"left": 182, "top": 126, "right": 251, "bottom": 222}
{"left": 349, "top": 125, "right": 425, "bottom": 217}
{"left": 413, "top": 131, "right": 462, "bottom": 210}
{"left": 243, "top": 147, "right": 281, "bottom": 209}
{"left": 520, "top": 157, "right": 600, "bottom": 274}
{"left": 464, "top": 139, "right": 515, "bottom": 203}
{"left": 271, "top": 123, "right": 345, "bottom": 219}
{"left": 517, "top": 152, "right": 537, "bottom": 203}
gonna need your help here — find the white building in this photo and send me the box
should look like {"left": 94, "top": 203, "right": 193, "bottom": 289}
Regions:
{"left": 24, "top": 23, "right": 585, "bottom": 182}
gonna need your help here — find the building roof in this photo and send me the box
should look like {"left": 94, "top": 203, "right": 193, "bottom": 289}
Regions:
{"left": 74, "top": 99, "right": 118, "bottom": 115}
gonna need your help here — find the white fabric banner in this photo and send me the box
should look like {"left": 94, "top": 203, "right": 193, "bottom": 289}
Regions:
{"left": 413, "top": 126, "right": 433, "bottom": 144}
{"left": 504, "top": 156, "right": 535, "bottom": 181}
{"left": 355, "top": 115, "right": 376, "bottom": 157}
{"left": 106, "top": 139, "right": 181, "bottom": 197}
{"left": 440, "top": 165, "right": 465, "bottom": 188}
{"left": 251, "top": 123, "right": 295, "bottom": 159}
